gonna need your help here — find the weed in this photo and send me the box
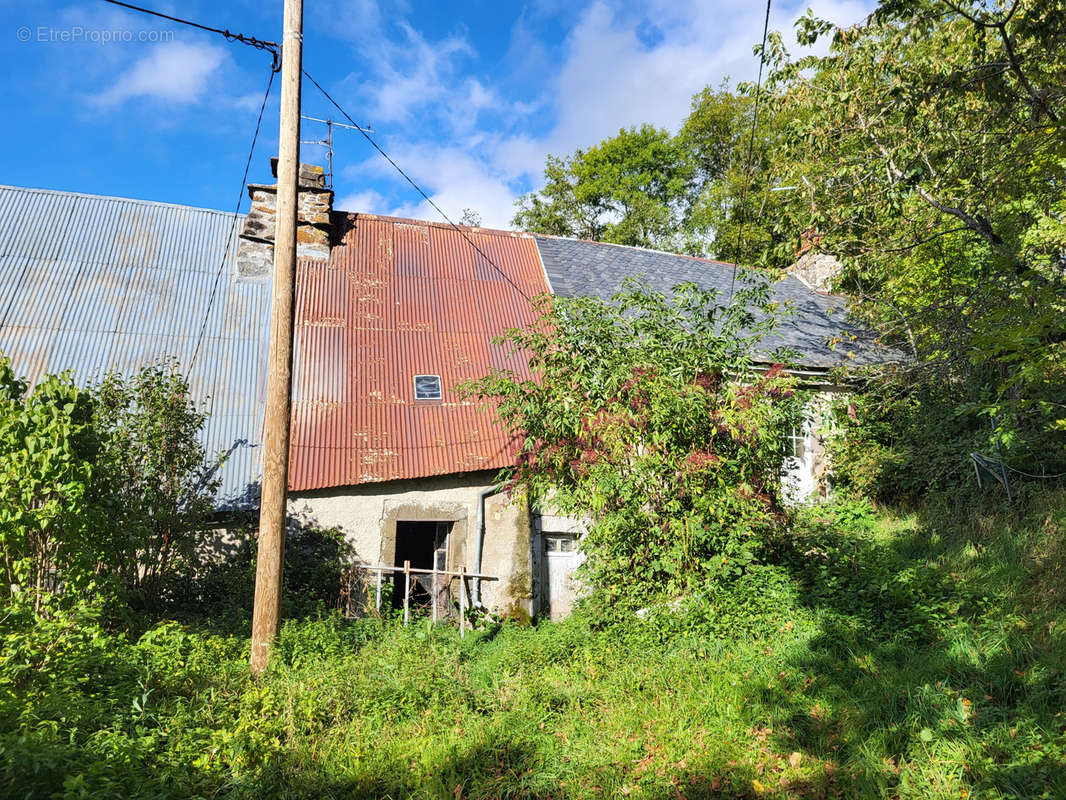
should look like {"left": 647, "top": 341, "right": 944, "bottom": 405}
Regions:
{"left": 2, "top": 491, "right": 1065, "bottom": 798}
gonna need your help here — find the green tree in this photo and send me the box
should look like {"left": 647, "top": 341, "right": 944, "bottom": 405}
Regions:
{"left": 512, "top": 84, "right": 799, "bottom": 264}
{"left": 513, "top": 124, "right": 695, "bottom": 250}
{"left": 680, "top": 81, "right": 798, "bottom": 265}
{"left": 465, "top": 282, "right": 801, "bottom": 611}
{"left": 764, "top": 0, "right": 1066, "bottom": 461}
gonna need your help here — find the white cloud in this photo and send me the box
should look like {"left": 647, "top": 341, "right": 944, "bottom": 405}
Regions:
{"left": 325, "top": 0, "right": 874, "bottom": 231}
{"left": 230, "top": 91, "right": 269, "bottom": 113}
{"left": 344, "top": 145, "right": 518, "bottom": 229}
{"left": 371, "top": 28, "right": 472, "bottom": 122}
{"left": 331, "top": 17, "right": 474, "bottom": 125}
{"left": 90, "top": 41, "right": 226, "bottom": 108}
{"left": 507, "top": 0, "right": 873, "bottom": 181}
{"left": 335, "top": 188, "right": 387, "bottom": 214}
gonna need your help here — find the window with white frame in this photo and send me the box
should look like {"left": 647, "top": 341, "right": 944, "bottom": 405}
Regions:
{"left": 786, "top": 424, "right": 807, "bottom": 460}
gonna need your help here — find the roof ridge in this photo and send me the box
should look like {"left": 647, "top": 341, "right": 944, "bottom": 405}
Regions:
{"left": 339, "top": 210, "right": 535, "bottom": 240}
{"left": 0, "top": 183, "right": 243, "bottom": 218}
{"left": 531, "top": 232, "right": 741, "bottom": 270}
{"left": 535, "top": 233, "right": 851, "bottom": 295}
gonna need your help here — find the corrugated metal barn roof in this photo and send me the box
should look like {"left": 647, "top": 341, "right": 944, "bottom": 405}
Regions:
{"left": 288, "top": 213, "right": 548, "bottom": 490}
{"left": 0, "top": 185, "right": 269, "bottom": 509}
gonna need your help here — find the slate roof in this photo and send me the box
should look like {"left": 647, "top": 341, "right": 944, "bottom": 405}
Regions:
{"left": 533, "top": 235, "right": 897, "bottom": 369}
{"left": 0, "top": 185, "right": 268, "bottom": 509}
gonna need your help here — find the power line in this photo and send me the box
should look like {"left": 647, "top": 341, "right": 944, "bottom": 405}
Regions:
{"left": 729, "top": 0, "right": 773, "bottom": 299}
{"left": 301, "top": 69, "right": 535, "bottom": 305}
{"left": 100, "top": 0, "right": 280, "bottom": 68}
{"left": 189, "top": 67, "right": 276, "bottom": 370}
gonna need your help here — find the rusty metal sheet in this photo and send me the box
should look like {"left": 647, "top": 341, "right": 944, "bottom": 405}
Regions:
{"left": 289, "top": 213, "right": 547, "bottom": 490}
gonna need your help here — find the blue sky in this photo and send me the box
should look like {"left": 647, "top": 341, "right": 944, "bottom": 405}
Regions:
{"left": 2, "top": 0, "right": 872, "bottom": 229}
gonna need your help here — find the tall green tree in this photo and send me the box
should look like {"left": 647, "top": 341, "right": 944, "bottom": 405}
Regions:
{"left": 764, "top": 0, "right": 1066, "bottom": 458}
{"left": 680, "top": 80, "right": 802, "bottom": 264}
{"left": 513, "top": 124, "right": 696, "bottom": 250}
{"left": 512, "top": 84, "right": 796, "bottom": 263}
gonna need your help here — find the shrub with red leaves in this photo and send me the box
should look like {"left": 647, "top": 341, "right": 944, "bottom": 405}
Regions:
{"left": 462, "top": 280, "right": 803, "bottom": 610}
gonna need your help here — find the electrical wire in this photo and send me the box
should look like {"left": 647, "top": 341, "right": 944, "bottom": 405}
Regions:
{"left": 728, "top": 0, "right": 773, "bottom": 299}
{"left": 100, "top": 0, "right": 280, "bottom": 68}
{"left": 301, "top": 69, "right": 535, "bottom": 305}
{"left": 188, "top": 67, "right": 276, "bottom": 370}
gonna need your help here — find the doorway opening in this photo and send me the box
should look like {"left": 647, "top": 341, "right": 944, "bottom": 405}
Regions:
{"left": 391, "top": 520, "right": 450, "bottom": 610}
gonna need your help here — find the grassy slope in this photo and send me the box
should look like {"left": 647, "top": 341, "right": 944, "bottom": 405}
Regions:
{"left": 2, "top": 489, "right": 1065, "bottom": 799}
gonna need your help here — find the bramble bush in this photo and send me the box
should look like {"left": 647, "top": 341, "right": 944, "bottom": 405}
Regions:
{"left": 466, "top": 280, "right": 803, "bottom": 613}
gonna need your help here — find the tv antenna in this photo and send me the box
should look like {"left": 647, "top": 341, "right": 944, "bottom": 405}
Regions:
{"left": 300, "top": 115, "right": 374, "bottom": 189}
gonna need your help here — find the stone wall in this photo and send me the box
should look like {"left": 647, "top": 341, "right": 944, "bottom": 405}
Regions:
{"left": 788, "top": 251, "right": 840, "bottom": 293}
{"left": 288, "top": 470, "right": 532, "bottom": 616}
{"left": 235, "top": 161, "right": 333, "bottom": 277}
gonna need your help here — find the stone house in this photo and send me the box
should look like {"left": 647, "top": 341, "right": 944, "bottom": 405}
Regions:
{"left": 0, "top": 168, "right": 895, "bottom": 621}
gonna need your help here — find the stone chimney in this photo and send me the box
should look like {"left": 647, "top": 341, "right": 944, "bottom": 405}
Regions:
{"left": 235, "top": 160, "right": 333, "bottom": 277}
{"left": 787, "top": 228, "right": 840, "bottom": 293}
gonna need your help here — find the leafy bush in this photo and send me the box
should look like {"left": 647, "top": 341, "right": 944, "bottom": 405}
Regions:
{"left": 281, "top": 522, "right": 357, "bottom": 619}
{"left": 94, "top": 361, "right": 220, "bottom": 610}
{"left": 0, "top": 358, "right": 108, "bottom": 612}
{"left": 466, "top": 280, "right": 802, "bottom": 613}
{"left": 624, "top": 564, "right": 803, "bottom": 643}
{"left": 162, "top": 518, "right": 358, "bottom": 630}
{"left": 825, "top": 380, "right": 988, "bottom": 505}
{"left": 0, "top": 355, "right": 219, "bottom": 614}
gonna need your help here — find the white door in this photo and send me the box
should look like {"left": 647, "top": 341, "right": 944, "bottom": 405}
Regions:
{"left": 544, "top": 533, "right": 582, "bottom": 621}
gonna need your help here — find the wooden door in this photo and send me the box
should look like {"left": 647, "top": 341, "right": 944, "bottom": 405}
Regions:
{"left": 544, "top": 533, "right": 582, "bottom": 621}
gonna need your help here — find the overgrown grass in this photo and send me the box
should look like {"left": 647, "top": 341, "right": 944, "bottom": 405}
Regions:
{"left": 2, "top": 489, "right": 1065, "bottom": 799}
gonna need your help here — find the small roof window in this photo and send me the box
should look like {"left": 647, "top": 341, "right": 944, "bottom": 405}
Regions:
{"left": 414, "top": 374, "right": 443, "bottom": 401}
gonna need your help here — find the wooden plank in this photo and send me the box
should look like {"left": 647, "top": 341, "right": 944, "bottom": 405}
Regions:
{"left": 431, "top": 565, "right": 438, "bottom": 624}
{"left": 403, "top": 560, "right": 410, "bottom": 626}
{"left": 358, "top": 564, "right": 497, "bottom": 580}
{"left": 459, "top": 566, "right": 466, "bottom": 639}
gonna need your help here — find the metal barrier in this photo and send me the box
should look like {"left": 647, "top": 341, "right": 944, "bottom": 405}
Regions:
{"left": 357, "top": 562, "right": 497, "bottom": 637}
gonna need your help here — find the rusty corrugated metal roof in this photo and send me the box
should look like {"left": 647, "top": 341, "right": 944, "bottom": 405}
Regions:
{"left": 289, "top": 213, "right": 548, "bottom": 490}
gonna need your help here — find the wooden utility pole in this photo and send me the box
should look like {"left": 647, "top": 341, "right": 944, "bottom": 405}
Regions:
{"left": 250, "top": 0, "right": 303, "bottom": 675}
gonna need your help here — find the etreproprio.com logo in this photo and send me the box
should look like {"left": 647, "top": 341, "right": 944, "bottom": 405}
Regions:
{"left": 16, "top": 25, "right": 175, "bottom": 44}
